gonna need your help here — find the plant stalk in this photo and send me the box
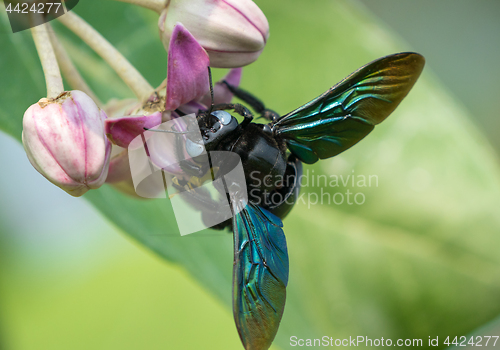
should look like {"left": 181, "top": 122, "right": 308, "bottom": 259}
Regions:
{"left": 110, "top": 0, "right": 168, "bottom": 14}
{"left": 48, "top": 29, "right": 103, "bottom": 106}
{"left": 31, "top": 24, "right": 64, "bottom": 99}
{"left": 57, "top": 12, "right": 154, "bottom": 103}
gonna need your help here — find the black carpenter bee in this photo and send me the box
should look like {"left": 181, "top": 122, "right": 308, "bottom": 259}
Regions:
{"left": 149, "top": 52, "right": 424, "bottom": 350}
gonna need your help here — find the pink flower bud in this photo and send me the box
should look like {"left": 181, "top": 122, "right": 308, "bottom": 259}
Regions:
{"left": 22, "top": 91, "right": 111, "bottom": 197}
{"left": 159, "top": 0, "right": 269, "bottom": 68}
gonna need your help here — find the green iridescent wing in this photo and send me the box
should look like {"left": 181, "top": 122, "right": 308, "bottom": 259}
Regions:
{"left": 273, "top": 52, "right": 425, "bottom": 164}
{"left": 232, "top": 201, "right": 289, "bottom": 350}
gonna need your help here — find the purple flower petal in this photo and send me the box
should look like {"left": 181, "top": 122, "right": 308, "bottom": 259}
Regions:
{"left": 165, "top": 23, "right": 210, "bottom": 111}
{"left": 222, "top": 67, "right": 243, "bottom": 87}
{"left": 200, "top": 67, "right": 242, "bottom": 106}
{"left": 177, "top": 100, "right": 207, "bottom": 116}
{"left": 105, "top": 112, "right": 162, "bottom": 148}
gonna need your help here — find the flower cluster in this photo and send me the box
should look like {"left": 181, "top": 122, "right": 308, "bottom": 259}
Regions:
{"left": 23, "top": 0, "right": 269, "bottom": 197}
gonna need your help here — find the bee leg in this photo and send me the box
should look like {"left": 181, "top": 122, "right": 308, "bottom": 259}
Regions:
{"left": 172, "top": 180, "right": 232, "bottom": 231}
{"left": 222, "top": 81, "right": 280, "bottom": 122}
{"left": 172, "top": 180, "right": 216, "bottom": 210}
{"left": 178, "top": 160, "right": 208, "bottom": 178}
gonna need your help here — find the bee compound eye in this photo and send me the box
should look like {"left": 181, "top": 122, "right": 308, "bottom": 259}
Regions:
{"left": 210, "top": 110, "right": 232, "bottom": 126}
{"left": 185, "top": 138, "right": 205, "bottom": 158}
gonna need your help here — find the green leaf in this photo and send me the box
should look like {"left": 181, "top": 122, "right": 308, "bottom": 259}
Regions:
{"left": 2, "top": 0, "right": 500, "bottom": 349}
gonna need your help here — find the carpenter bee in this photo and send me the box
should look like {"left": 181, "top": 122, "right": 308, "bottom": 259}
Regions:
{"left": 149, "top": 52, "right": 424, "bottom": 350}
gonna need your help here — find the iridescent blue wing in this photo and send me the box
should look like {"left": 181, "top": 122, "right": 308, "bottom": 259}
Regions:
{"left": 273, "top": 52, "right": 425, "bottom": 164}
{"left": 232, "top": 201, "right": 289, "bottom": 350}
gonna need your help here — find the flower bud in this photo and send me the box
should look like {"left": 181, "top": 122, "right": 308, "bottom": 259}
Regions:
{"left": 159, "top": 0, "right": 269, "bottom": 68}
{"left": 22, "top": 91, "right": 111, "bottom": 197}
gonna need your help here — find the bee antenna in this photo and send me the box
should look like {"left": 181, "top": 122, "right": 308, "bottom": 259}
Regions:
{"left": 207, "top": 66, "right": 215, "bottom": 114}
{"left": 143, "top": 127, "right": 189, "bottom": 134}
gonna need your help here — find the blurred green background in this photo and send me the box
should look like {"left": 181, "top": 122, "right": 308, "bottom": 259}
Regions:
{"left": 1, "top": 0, "right": 500, "bottom": 349}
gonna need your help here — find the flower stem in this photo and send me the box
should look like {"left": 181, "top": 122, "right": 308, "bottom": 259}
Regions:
{"left": 57, "top": 12, "right": 154, "bottom": 103}
{"left": 31, "top": 24, "right": 64, "bottom": 99}
{"left": 48, "top": 29, "right": 103, "bottom": 106}
{"left": 111, "top": 0, "right": 168, "bottom": 14}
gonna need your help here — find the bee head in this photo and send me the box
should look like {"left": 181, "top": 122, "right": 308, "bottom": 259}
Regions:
{"left": 192, "top": 110, "right": 238, "bottom": 154}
